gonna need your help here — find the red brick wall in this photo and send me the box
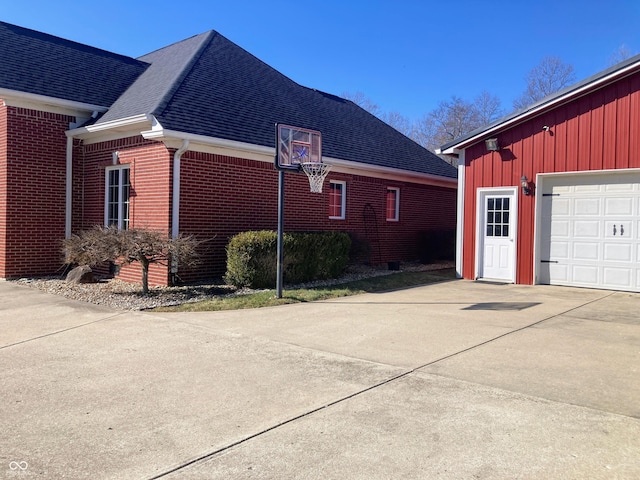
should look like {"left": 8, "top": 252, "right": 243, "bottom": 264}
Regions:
{"left": 72, "top": 136, "right": 172, "bottom": 286}
{"left": 0, "top": 104, "right": 73, "bottom": 278}
{"left": 2, "top": 114, "right": 456, "bottom": 286}
{"left": 177, "top": 150, "right": 457, "bottom": 282}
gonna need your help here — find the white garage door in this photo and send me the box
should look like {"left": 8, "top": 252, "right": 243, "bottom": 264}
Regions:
{"left": 538, "top": 173, "right": 640, "bottom": 292}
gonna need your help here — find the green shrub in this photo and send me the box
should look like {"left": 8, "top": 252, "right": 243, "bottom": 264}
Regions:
{"left": 225, "top": 231, "right": 351, "bottom": 288}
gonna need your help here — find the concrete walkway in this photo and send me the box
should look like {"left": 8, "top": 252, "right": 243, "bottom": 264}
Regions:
{"left": 1, "top": 279, "right": 639, "bottom": 479}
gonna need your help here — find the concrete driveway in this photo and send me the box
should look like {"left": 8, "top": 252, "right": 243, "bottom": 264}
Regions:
{"left": 1, "top": 279, "right": 639, "bottom": 479}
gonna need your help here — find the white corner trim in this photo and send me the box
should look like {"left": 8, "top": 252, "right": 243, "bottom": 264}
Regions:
{"left": 455, "top": 151, "right": 465, "bottom": 278}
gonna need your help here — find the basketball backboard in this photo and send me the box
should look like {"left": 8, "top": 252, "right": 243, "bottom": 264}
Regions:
{"left": 275, "top": 124, "right": 322, "bottom": 170}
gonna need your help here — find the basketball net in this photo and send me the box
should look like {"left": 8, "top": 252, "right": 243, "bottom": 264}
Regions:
{"left": 300, "top": 162, "right": 331, "bottom": 193}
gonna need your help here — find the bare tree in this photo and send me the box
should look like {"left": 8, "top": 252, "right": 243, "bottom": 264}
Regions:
{"left": 381, "top": 111, "right": 413, "bottom": 137}
{"left": 63, "top": 226, "right": 202, "bottom": 294}
{"left": 342, "top": 91, "right": 382, "bottom": 117}
{"left": 406, "top": 91, "right": 503, "bottom": 163}
{"left": 474, "top": 90, "right": 504, "bottom": 125}
{"left": 513, "top": 56, "right": 576, "bottom": 110}
{"left": 608, "top": 44, "right": 634, "bottom": 66}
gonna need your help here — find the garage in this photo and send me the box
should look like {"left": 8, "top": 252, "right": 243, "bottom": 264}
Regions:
{"left": 538, "top": 172, "right": 640, "bottom": 292}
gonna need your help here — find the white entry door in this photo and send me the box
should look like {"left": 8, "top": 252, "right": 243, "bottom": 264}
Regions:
{"left": 477, "top": 188, "right": 517, "bottom": 282}
{"left": 538, "top": 173, "right": 640, "bottom": 292}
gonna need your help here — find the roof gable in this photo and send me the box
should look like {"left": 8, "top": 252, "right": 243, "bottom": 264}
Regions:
{"left": 0, "top": 21, "right": 148, "bottom": 107}
{"left": 148, "top": 32, "right": 456, "bottom": 178}
{"left": 96, "top": 31, "right": 214, "bottom": 124}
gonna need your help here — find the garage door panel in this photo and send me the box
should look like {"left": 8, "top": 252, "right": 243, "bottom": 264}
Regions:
{"left": 549, "top": 264, "right": 568, "bottom": 282}
{"left": 573, "top": 242, "right": 599, "bottom": 260}
{"left": 573, "top": 265, "right": 599, "bottom": 284}
{"left": 540, "top": 173, "right": 640, "bottom": 292}
{"left": 550, "top": 242, "right": 569, "bottom": 259}
{"left": 604, "top": 221, "right": 633, "bottom": 238}
{"left": 604, "top": 182, "right": 635, "bottom": 192}
{"left": 574, "top": 184, "right": 601, "bottom": 193}
{"left": 551, "top": 220, "right": 570, "bottom": 236}
{"left": 604, "top": 243, "right": 632, "bottom": 261}
{"left": 574, "top": 198, "right": 600, "bottom": 215}
{"left": 550, "top": 198, "right": 570, "bottom": 215}
{"left": 573, "top": 221, "right": 600, "bottom": 238}
{"left": 605, "top": 197, "right": 633, "bottom": 215}
{"left": 603, "top": 267, "right": 632, "bottom": 287}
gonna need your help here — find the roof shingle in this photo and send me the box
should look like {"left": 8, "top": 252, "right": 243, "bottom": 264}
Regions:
{"left": 0, "top": 21, "right": 147, "bottom": 107}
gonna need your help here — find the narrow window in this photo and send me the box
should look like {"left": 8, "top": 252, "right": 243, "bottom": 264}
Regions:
{"left": 386, "top": 187, "right": 400, "bottom": 221}
{"left": 105, "top": 165, "right": 130, "bottom": 230}
{"left": 329, "top": 180, "right": 346, "bottom": 220}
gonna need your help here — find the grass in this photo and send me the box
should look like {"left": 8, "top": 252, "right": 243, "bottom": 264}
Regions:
{"left": 153, "top": 267, "right": 456, "bottom": 312}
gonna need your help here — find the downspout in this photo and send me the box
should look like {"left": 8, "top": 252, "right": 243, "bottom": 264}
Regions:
{"left": 171, "top": 140, "right": 190, "bottom": 277}
{"left": 65, "top": 135, "right": 73, "bottom": 238}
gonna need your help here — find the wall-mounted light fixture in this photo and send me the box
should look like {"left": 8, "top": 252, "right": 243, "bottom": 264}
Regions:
{"left": 485, "top": 138, "right": 500, "bottom": 152}
{"left": 520, "top": 175, "right": 532, "bottom": 195}
{"left": 542, "top": 125, "right": 550, "bottom": 132}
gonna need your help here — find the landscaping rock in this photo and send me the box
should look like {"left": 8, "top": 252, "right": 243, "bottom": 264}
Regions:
{"left": 66, "top": 265, "right": 95, "bottom": 284}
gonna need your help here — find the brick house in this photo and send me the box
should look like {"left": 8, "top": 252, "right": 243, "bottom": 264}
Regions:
{"left": 438, "top": 55, "right": 640, "bottom": 292}
{"left": 0, "top": 22, "right": 457, "bottom": 285}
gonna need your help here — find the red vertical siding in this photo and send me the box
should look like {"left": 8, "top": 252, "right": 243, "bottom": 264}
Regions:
{"left": 462, "top": 70, "right": 640, "bottom": 284}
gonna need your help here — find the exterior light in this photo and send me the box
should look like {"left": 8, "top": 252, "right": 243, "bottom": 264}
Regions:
{"left": 521, "top": 175, "right": 532, "bottom": 196}
{"left": 485, "top": 138, "right": 500, "bottom": 152}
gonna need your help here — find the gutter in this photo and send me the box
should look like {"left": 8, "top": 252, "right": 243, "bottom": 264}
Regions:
{"left": 144, "top": 128, "right": 457, "bottom": 188}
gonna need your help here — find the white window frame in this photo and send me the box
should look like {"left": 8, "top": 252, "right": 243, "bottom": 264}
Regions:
{"left": 105, "top": 164, "right": 130, "bottom": 230}
{"left": 386, "top": 187, "right": 400, "bottom": 222}
{"left": 329, "top": 180, "right": 346, "bottom": 220}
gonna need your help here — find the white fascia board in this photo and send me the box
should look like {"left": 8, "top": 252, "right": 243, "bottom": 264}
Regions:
{"left": 435, "top": 147, "right": 461, "bottom": 156}
{"left": 0, "top": 88, "right": 107, "bottom": 118}
{"left": 324, "top": 156, "right": 457, "bottom": 188}
{"left": 142, "top": 128, "right": 275, "bottom": 162}
{"left": 143, "top": 128, "right": 457, "bottom": 188}
{"left": 67, "top": 114, "right": 155, "bottom": 143}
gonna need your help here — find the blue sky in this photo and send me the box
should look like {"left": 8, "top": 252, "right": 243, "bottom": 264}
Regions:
{"left": 4, "top": 1, "right": 640, "bottom": 122}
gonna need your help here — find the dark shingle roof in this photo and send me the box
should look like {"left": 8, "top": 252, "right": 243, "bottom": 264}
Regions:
{"left": 1, "top": 21, "right": 455, "bottom": 179}
{"left": 0, "top": 21, "right": 147, "bottom": 107}
{"left": 147, "top": 31, "right": 456, "bottom": 179}
{"left": 97, "top": 31, "right": 213, "bottom": 123}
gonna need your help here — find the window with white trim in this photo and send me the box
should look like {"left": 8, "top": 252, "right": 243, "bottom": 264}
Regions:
{"left": 329, "top": 180, "right": 346, "bottom": 220}
{"left": 105, "top": 165, "right": 130, "bottom": 230}
{"left": 386, "top": 187, "right": 400, "bottom": 221}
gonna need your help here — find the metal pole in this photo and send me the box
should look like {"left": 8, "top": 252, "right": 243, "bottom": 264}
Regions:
{"left": 276, "top": 169, "right": 285, "bottom": 298}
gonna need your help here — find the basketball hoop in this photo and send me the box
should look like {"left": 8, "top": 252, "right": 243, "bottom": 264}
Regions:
{"left": 301, "top": 162, "right": 331, "bottom": 193}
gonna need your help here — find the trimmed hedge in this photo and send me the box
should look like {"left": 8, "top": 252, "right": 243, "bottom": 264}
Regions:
{"left": 225, "top": 231, "right": 351, "bottom": 288}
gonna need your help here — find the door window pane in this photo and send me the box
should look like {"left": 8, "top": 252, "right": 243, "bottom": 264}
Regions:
{"left": 486, "top": 196, "right": 510, "bottom": 237}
